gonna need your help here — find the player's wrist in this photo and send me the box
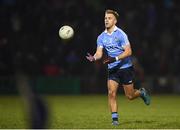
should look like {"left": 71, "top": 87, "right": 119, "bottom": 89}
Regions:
{"left": 115, "top": 56, "right": 119, "bottom": 61}
{"left": 93, "top": 56, "right": 96, "bottom": 61}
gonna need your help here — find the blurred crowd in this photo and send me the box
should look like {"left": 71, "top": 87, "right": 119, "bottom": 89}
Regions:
{"left": 0, "top": 0, "right": 180, "bottom": 77}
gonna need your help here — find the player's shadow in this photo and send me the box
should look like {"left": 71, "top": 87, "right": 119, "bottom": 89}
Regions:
{"left": 122, "top": 120, "right": 156, "bottom": 125}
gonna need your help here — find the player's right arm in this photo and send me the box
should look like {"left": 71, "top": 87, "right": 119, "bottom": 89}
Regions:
{"left": 93, "top": 46, "right": 103, "bottom": 60}
{"left": 86, "top": 34, "right": 104, "bottom": 62}
{"left": 86, "top": 47, "right": 103, "bottom": 62}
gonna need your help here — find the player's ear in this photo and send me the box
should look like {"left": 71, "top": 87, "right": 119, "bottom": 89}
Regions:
{"left": 114, "top": 19, "right": 117, "bottom": 24}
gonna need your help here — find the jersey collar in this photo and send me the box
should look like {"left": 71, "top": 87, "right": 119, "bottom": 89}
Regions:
{"left": 104, "top": 26, "right": 118, "bottom": 35}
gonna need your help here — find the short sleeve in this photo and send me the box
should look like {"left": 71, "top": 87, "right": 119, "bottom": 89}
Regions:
{"left": 120, "top": 32, "right": 130, "bottom": 47}
{"left": 97, "top": 35, "right": 104, "bottom": 48}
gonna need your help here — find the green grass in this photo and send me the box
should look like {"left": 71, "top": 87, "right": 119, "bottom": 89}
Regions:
{"left": 0, "top": 95, "right": 180, "bottom": 129}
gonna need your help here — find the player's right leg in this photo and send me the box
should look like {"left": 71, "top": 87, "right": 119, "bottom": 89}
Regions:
{"left": 107, "top": 79, "right": 119, "bottom": 126}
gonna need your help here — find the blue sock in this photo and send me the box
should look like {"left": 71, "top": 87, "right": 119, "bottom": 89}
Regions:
{"left": 112, "top": 112, "right": 118, "bottom": 121}
{"left": 140, "top": 89, "right": 145, "bottom": 97}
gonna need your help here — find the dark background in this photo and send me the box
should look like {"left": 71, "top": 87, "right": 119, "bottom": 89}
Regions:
{"left": 0, "top": 0, "right": 180, "bottom": 94}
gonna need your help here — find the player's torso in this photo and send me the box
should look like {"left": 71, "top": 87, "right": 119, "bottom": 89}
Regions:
{"left": 101, "top": 29, "right": 132, "bottom": 69}
{"left": 102, "top": 31, "right": 124, "bottom": 57}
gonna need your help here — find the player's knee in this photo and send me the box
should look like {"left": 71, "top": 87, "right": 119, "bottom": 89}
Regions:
{"left": 126, "top": 94, "right": 134, "bottom": 100}
{"left": 108, "top": 90, "right": 116, "bottom": 98}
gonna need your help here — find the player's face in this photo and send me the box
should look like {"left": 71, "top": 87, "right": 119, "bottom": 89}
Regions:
{"left": 104, "top": 13, "right": 117, "bottom": 29}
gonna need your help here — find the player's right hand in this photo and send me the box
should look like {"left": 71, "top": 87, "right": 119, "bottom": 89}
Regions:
{"left": 86, "top": 53, "right": 95, "bottom": 62}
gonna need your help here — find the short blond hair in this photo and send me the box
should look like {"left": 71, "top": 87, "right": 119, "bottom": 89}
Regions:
{"left": 105, "top": 9, "right": 119, "bottom": 20}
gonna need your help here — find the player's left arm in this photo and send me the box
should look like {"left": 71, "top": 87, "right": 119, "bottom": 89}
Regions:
{"left": 103, "top": 44, "right": 132, "bottom": 64}
{"left": 117, "top": 32, "right": 132, "bottom": 60}
{"left": 116, "top": 44, "right": 132, "bottom": 60}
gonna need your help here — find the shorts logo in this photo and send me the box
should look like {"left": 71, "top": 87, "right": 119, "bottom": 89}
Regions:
{"left": 128, "top": 80, "right": 132, "bottom": 83}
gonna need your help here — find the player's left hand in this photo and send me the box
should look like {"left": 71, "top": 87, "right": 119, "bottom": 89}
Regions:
{"left": 103, "top": 56, "right": 116, "bottom": 64}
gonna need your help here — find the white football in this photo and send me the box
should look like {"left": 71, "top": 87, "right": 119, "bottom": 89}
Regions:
{"left": 59, "top": 25, "right": 74, "bottom": 40}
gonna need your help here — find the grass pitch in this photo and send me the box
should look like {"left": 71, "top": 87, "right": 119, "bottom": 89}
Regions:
{"left": 0, "top": 94, "right": 180, "bottom": 129}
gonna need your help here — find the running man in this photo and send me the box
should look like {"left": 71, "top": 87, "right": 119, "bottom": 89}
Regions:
{"left": 86, "top": 9, "right": 150, "bottom": 126}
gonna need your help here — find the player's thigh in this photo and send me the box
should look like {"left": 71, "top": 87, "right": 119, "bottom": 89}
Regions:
{"left": 107, "top": 80, "right": 119, "bottom": 93}
{"left": 123, "top": 83, "right": 135, "bottom": 96}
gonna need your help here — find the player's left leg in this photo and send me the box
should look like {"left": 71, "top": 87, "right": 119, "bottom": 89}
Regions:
{"left": 121, "top": 66, "right": 150, "bottom": 105}
{"left": 123, "top": 83, "right": 151, "bottom": 105}
{"left": 123, "top": 83, "right": 141, "bottom": 100}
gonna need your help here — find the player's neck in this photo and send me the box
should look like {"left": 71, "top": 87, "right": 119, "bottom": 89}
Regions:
{"left": 106, "top": 25, "right": 116, "bottom": 34}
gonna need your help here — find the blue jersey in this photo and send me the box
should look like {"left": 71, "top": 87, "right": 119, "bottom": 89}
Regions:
{"left": 97, "top": 26, "right": 132, "bottom": 69}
